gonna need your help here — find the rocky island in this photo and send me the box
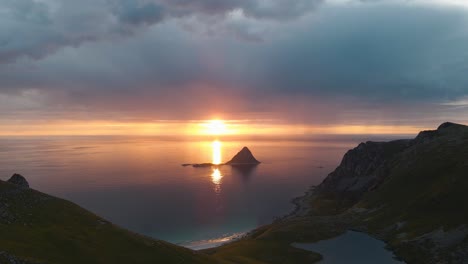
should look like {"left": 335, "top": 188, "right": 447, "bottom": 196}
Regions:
{"left": 226, "top": 147, "right": 260, "bottom": 165}
{"left": 184, "top": 146, "right": 260, "bottom": 167}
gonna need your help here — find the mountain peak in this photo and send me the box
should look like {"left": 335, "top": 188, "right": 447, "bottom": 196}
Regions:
{"left": 226, "top": 147, "right": 260, "bottom": 165}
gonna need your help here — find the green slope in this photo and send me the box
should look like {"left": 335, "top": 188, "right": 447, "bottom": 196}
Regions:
{"left": 0, "top": 180, "right": 216, "bottom": 264}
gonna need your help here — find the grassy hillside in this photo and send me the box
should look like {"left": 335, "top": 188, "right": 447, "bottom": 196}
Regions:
{"left": 0, "top": 180, "right": 216, "bottom": 264}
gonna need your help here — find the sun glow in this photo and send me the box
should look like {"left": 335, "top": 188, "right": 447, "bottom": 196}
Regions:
{"left": 204, "top": 120, "right": 228, "bottom": 135}
{"left": 212, "top": 140, "right": 222, "bottom": 165}
{"left": 0, "top": 119, "right": 425, "bottom": 136}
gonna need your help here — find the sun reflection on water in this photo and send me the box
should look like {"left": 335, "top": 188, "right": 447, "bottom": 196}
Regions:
{"left": 211, "top": 168, "right": 223, "bottom": 194}
{"left": 211, "top": 140, "right": 223, "bottom": 194}
{"left": 212, "top": 140, "right": 222, "bottom": 165}
{"left": 211, "top": 168, "right": 223, "bottom": 185}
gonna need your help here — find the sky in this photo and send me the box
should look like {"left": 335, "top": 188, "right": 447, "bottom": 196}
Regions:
{"left": 1, "top": 0, "right": 468, "bottom": 136}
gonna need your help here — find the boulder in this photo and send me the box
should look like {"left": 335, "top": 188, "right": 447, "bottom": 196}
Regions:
{"left": 7, "top": 174, "right": 29, "bottom": 188}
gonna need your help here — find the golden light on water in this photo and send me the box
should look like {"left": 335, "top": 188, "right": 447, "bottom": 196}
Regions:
{"left": 211, "top": 168, "right": 223, "bottom": 185}
{"left": 211, "top": 140, "right": 223, "bottom": 194}
{"left": 211, "top": 168, "right": 223, "bottom": 194}
{"left": 212, "top": 140, "right": 222, "bottom": 165}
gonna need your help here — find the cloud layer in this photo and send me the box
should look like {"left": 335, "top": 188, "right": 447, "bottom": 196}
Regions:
{"left": 0, "top": 0, "right": 323, "bottom": 63}
{"left": 1, "top": 0, "right": 468, "bottom": 130}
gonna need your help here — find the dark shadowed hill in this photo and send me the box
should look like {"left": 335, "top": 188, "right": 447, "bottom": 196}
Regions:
{"left": 0, "top": 175, "right": 216, "bottom": 264}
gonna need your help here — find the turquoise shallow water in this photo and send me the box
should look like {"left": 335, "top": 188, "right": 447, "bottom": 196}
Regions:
{"left": 0, "top": 135, "right": 403, "bottom": 246}
{"left": 294, "top": 231, "right": 405, "bottom": 264}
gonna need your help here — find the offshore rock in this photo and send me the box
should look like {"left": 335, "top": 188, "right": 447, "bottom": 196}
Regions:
{"left": 226, "top": 147, "right": 260, "bottom": 165}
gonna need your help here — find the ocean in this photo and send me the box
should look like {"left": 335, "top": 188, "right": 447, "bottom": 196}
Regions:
{"left": 0, "top": 135, "right": 406, "bottom": 247}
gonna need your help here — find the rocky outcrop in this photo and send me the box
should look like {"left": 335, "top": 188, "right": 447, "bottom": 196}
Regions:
{"left": 316, "top": 139, "right": 411, "bottom": 203}
{"left": 7, "top": 174, "right": 29, "bottom": 188}
{"left": 1, "top": 174, "right": 50, "bottom": 225}
{"left": 226, "top": 147, "right": 260, "bottom": 165}
{"left": 0, "top": 251, "right": 40, "bottom": 264}
{"left": 317, "top": 122, "right": 468, "bottom": 201}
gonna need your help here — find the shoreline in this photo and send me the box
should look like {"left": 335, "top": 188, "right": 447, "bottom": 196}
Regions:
{"left": 185, "top": 189, "right": 316, "bottom": 251}
{"left": 180, "top": 232, "right": 247, "bottom": 250}
{"left": 202, "top": 183, "right": 410, "bottom": 263}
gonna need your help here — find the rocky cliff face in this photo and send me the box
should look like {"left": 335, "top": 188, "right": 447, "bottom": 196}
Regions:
{"left": 316, "top": 122, "right": 468, "bottom": 206}
{"left": 316, "top": 139, "right": 411, "bottom": 202}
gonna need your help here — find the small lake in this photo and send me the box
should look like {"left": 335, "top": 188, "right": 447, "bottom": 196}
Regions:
{"left": 293, "top": 231, "right": 404, "bottom": 264}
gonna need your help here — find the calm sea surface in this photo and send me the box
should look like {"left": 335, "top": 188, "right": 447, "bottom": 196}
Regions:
{"left": 0, "top": 135, "right": 405, "bottom": 247}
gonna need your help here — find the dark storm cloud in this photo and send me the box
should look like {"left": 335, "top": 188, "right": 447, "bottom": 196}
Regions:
{"left": 1, "top": 0, "right": 468, "bottom": 125}
{"left": 115, "top": 1, "right": 166, "bottom": 26}
{"left": 163, "top": 0, "right": 323, "bottom": 20}
{"left": 0, "top": 0, "right": 323, "bottom": 63}
{"left": 0, "top": 0, "right": 119, "bottom": 63}
{"left": 251, "top": 4, "right": 468, "bottom": 102}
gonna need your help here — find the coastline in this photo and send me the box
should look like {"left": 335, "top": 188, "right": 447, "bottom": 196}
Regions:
{"left": 284, "top": 186, "right": 408, "bottom": 262}
{"left": 202, "top": 171, "right": 408, "bottom": 262}
{"left": 185, "top": 187, "right": 317, "bottom": 251}
{"left": 180, "top": 232, "right": 247, "bottom": 250}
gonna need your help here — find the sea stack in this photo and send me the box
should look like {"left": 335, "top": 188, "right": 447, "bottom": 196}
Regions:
{"left": 7, "top": 173, "right": 29, "bottom": 188}
{"left": 226, "top": 147, "right": 260, "bottom": 165}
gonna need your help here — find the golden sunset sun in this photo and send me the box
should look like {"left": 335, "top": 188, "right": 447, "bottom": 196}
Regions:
{"left": 204, "top": 120, "right": 228, "bottom": 135}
